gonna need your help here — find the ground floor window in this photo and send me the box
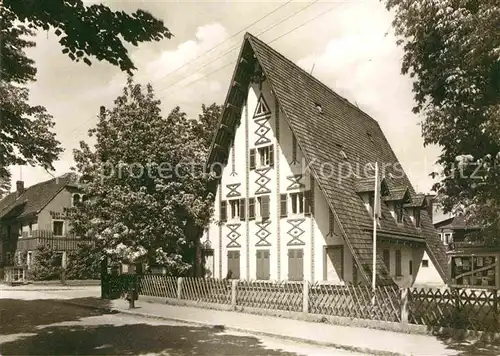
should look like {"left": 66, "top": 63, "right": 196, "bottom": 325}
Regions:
{"left": 256, "top": 250, "right": 270, "bottom": 280}
{"left": 227, "top": 250, "right": 240, "bottom": 279}
{"left": 288, "top": 249, "right": 303, "bottom": 281}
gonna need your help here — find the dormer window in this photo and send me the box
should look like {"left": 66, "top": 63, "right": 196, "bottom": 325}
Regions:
{"left": 396, "top": 203, "right": 404, "bottom": 223}
{"left": 414, "top": 208, "right": 421, "bottom": 227}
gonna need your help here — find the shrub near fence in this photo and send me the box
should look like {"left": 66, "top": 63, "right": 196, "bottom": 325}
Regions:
{"left": 122, "top": 275, "right": 500, "bottom": 333}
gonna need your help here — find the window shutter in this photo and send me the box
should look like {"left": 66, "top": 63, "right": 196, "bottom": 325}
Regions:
{"left": 250, "top": 149, "right": 256, "bottom": 170}
{"left": 240, "top": 198, "right": 246, "bottom": 221}
{"left": 304, "top": 191, "right": 311, "bottom": 216}
{"left": 263, "top": 250, "right": 270, "bottom": 280}
{"left": 395, "top": 250, "right": 402, "bottom": 276}
{"left": 220, "top": 201, "right": 227, "bottom": 222}
{"left": 261, "top": 195, "right": 270, "bottom": 220}
{"left": 256, "top": 251, "right": 262, "bottom": 279}
{"left": 280, "top": 194, "right": 287, "bottom": 218}
{"left": 383, "top": 250, "right": 390, "bottom": 273}
{"left": 269, "top": 145, "right": 274, "bottom": 166}
{"left": 414, "top": 209, "right": 421, "bottom": 227}
{"left": 249, "top": 198, "right": 255, "bottom": 220}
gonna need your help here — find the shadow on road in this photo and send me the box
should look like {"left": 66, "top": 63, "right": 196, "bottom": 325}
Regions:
{"left": 1, "top": 322, "right": 303, "bottom": 355}
{"left": 435, "top": 331, "right": 500, "bottom": 356}
{"left": 0, "top": 298, "right": 112, "bottom": 335}
{"left": 0, "top": 297, "right": 303, "bottom": 355}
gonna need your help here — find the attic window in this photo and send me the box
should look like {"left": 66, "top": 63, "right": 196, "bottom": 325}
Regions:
{"left": 315, "top": 103, "right": 323, "bottom": 114}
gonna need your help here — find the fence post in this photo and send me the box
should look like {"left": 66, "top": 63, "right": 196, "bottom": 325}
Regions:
{"left": 400, "top": 288, "right": 409, "bottom": 325}
{"left": 177, "top": 277, "right": 183, "bottom": 299}
{"left": 231, "top": 280, "right": 238, "bottom": 309}
{"left": 303, "top": 280, "right": 309, "bottom": 314}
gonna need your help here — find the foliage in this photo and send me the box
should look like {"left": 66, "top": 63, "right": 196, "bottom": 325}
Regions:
{"left": 190, "top": 103, "right": 222, "bottom": 154}
{"left": 27, "top": 244, "right": 63, "bottom": 281}
{"left": 386, "top": 0, "right": 500, "bottom": 238}
{"left": 4, "top": 0, "right": 172, "bottom": 75}
{"left": 69, "top": 78, "right": 215, "bottom": 275}
{"left": 0, "top": 1, "right": 172, "bottom": 183}
{"left": 65, "top": 243, "right": 101, "bottom": 280}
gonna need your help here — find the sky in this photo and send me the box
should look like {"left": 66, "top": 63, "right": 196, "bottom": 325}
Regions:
{"left": 10, "top": 0, "right": 441, "bottom": 194}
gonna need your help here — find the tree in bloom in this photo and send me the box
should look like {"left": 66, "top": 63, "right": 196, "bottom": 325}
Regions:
{"left": 386, "top": 0, "right": 500, "bottom": 241}
{"left": 70, "top": 78, "right": 216, "bottom": 275}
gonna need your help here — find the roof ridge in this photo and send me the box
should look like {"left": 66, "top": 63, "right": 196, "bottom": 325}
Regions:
{"left": 244, "top": 32, "right": 381, "bottom": 127}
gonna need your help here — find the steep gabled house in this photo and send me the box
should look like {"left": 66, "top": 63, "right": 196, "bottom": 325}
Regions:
{"left": 0, "top": 173, "right": 84, "bottom": 271}
{"left": 201, "top": 33, "right": 449, "bottom": 286}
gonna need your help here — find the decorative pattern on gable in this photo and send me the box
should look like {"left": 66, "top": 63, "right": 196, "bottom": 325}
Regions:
{"left": 254, "top": 117, "right": 271, "bottom": 146}
{"left": 286, "top": 174, "right": 304, "bottom": 190}
{"left": 226, "top": 223, "right": 241, "bottom": 248}
{"left": 254, "top": 167, "right": 272, "bottom": 195}
{"left": 226, "top": 183, "right": 241, "bottom": 198}
{"left": 255, "top": 220, "right": 272, "bottom": 246}
{"left": 253, "top": 93, "right": 271, "bottom": 118}
{"left": 286, "top": 218, "right": 306, "bottom": 246}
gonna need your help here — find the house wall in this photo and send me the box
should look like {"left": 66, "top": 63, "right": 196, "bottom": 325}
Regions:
{"left": 203, "top": 79, "right": 423, "bottom": 285}
{"left": 413, "top": 250, "right": 446, "bottom": 287}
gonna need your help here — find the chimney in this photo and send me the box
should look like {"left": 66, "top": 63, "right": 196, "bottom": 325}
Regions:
{"left": 16, "top": 181, "right": 25, "bottom": 197}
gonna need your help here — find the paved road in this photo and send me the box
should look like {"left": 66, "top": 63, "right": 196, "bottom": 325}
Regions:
{"left": 0, "top": 289, "right": 361, "bottom": 355}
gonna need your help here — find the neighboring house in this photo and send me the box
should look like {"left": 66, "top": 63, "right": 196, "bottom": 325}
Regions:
{"left": 0, "top": 173, "right": 84, "bottom": 272}
{"left": 201, "top": 33, "right": 449, "bottom": 286}
{"left": 435, "top": 214, "right": 482, "bottom": 248}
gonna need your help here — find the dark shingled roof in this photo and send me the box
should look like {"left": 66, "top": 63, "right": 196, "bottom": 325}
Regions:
{"left": 0, "top": 173, "right": 77, "bottom": 221}
{"left": 208, "top": 33, "right": 449, "bottom": 285}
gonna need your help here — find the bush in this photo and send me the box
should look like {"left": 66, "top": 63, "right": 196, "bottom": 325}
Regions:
{"left": 65, "top": 243, "right": 101, "bottom": 280}
{"left": 27, "top": 244, "right": 63, "bottom": 281}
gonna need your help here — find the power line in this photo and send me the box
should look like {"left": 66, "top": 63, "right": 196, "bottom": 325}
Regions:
{"left": 156, "top": 0, "right": 321, "bottom": 94}
{"left": 153, "top": 0, "right": 294, "bottom": 85}
{"left": 167, "top": 2, "right": 340, "bottom": 98}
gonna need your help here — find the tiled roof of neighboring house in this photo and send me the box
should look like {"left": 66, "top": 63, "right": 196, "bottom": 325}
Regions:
{"left": 0, "top": 173, "right": 77, "bottom": 221}
{"left": 207, "top": 33, "right": 449, "bottom": 285}
{"left": 435, "top": 215, "right": 481, "bottom": 230}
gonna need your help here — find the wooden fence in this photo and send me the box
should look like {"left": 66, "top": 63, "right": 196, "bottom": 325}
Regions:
{"left": 103, "top": 274, "right": 500, "bottom": 332}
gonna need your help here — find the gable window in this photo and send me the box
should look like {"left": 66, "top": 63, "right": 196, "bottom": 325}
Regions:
{"left": 220, "top": 201, "right": 227, "bottom": 222}
{"left": 422, "top": 259, "right": 429, "bottom": 268}
{"left": 229, "top": 199, "right": 240, "bottom": 220}
{"left": 249, "top": 198, "right": 255, "bottom": 220}
{"left": 280, "top": 194, "right": 288, "bottom": 218}
{"left": 72, "top": 194, "right": 81, "bottom": 207}
{"left": 52, "top": 221, "right": 64, "bottom": 237}
{"left": 258, "top": 145, "right": 274, "bottom": 167}
{"left": 290, "top": 192, "right": 304, "bottom": 214}
{"left": 414, "top": 208, "right": 421, "bottom": 227}
{"left": 395, "top": 250, "right": 402, "bottom": 277}
{"left": 383, "top": 249, "right": 390, "bottom": 273}
{"left": 258, "top": 195, "right": 270, "bottom": 220}
{"left": 396, "top": 203, "right": 403, "bottom": 223}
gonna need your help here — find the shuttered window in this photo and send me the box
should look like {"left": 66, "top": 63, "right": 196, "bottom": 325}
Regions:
{"left": 227, "top": 251, "right": 240, "bottom": 279}
{"left": 395, "top": 250, "right": 402, "bottom": 276}
{"left": 249, "top": 149, "right": 256, "bottom": 170}
{"left": 249, "top": 198, "right": 255, "bottom": 220}
{"left": 256, "top": 250, "right": 270, "bottom": 280}
{"left": 259, "top": 195, "right": 270, "bottom": 220}
{"left": 288, "top": 249, "right": 304, "bottom": 281}
{"left": 239, "top": 198, "right": 246, "bottom": 221}
{"left": 280, "top": 194, "right": 287, "bottom": 218}
{"left": 383, "top": 249, "right": 390, "bottom": 273}
{"left": 220, "top": 201, "right": 227, "bottom": 222}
